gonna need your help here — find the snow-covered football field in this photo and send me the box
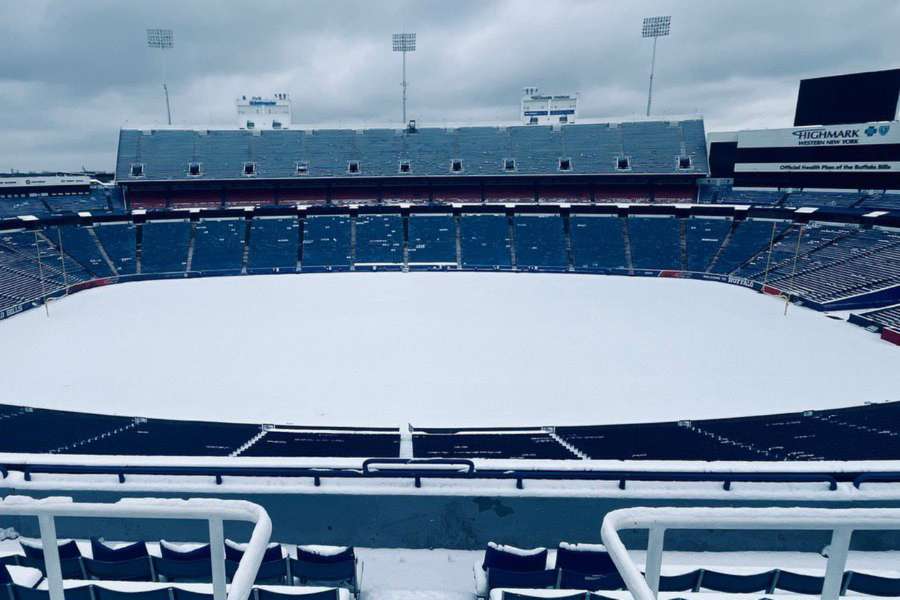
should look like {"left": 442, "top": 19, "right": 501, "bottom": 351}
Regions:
{"left": 0, "top": 273, "right": 895, "bottom": 427}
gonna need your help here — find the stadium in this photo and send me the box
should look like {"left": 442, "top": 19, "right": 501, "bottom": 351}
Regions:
{"left": 1, "top": 7, "right": 900, "bottom": 600}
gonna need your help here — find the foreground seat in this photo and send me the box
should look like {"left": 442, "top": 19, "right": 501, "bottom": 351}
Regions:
{"left": 289, "top": 546, "right": 359, "bottom": 596}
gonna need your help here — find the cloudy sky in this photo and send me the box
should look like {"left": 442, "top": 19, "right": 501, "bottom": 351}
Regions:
{"left": 1, "top": 0, "right": 898, "bottom": 172}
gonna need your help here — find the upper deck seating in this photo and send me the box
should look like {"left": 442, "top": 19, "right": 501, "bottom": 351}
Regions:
{"left": 45, "top": 191, "right": 111, "bottom": 214}
{"left": 0, "top": 197, "right": 49, "bottom": 218}
{"left": 783, "top": 191, "right": 862, "bottom": 209}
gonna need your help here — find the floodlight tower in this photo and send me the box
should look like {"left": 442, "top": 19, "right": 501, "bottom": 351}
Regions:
{"left": 642, "top": 16, "right": 671, "bottom": 117}
{"left": 146, "top": 28, "right": 174, "bottom": 125}
{"left": 392, "top": 32, "right": 416, "bottom": 125}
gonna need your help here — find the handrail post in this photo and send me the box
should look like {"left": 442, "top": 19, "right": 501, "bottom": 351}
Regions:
{"left": 38, "top": 514, "right": 64, "bottom": 600}
{"left": 645, "top": 526, "right": 665, "bottom": 597}
{"left": 822, "top": 526, "right": 852, "bottom": 600}
{"left": 209, "top": 517, "right": 227, "bottom": 600}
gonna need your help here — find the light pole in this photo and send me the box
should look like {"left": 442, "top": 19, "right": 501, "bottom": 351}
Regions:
{"left": 392, "top": 33, "right": 416, "bottom": 125}
{"left": 642, "top": 16, "right": 671, "bottom": 117}
{"left": 147, "top": 28, "right": 174, "bottom": 125}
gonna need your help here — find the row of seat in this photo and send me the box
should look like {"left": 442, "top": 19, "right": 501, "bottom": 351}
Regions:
{"left": 1, "top": 537, "right": 359, "bottom": 595}
{"left": 115, "top": 122, "right": 708, "bottom": 181}
{"left": 477, "top": 541, "right": 900, "bottom": 597}
{"left": 4, "top": 401, "right": 900, "bottom": 461}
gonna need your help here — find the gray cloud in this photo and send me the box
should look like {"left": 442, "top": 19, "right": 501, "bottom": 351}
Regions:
{"left": 0, "top": 0, "right": 898, "bottom": 172}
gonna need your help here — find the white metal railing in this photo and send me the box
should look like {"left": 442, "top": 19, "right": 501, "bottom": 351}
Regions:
{"left": 0, "top": 495, "right": 272, "bottom": 600}
{"left": 600, "top": 506, "right": 900, "bottom": 600}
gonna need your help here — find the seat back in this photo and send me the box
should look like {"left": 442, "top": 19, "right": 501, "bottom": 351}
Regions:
{"left": 501, "top": 593, "right": 586, "bottom": 600}
{"left": 289, "top": 557, "right": 355, "bottom": 585}
{"left": 19, "top": 541, "right": 81, "bottom": 562}
{"left": 19, "top": 556, "right": 85, "bottom": 580}
{"left": 256, "top": 590, "right": 341, "bottom": 600}
{"left": 170, "top": 588, "right": 213, "bottom": 600}
{"left": 773, "top": 570, "right": 824, "bottom": 594}
{"left": 699, "top": 569, "right": 777, "bottom": 593}
{"left": 83, "top": 556, "right": 154, "bottom": 582}
{"left": 555, "top": 545, "right": 616, "bottom": 575}
{"left": 226, "top": 558, "right": 287, "bottom": 584}
{"left": 487, "top": 567, "right": 558, "bottom": 591}
{"left": 152, "top": 557, "right": 212, "bottom": 583}
{"left": 90, "top": 540, "right": 149, "bottom": 562}
{"left": 846, "top": 571, "right": 900, "bottom": 597}
{"left": 557, "top": 569, "right": 624, "bottom": 591}
{"left": 658, "top": 569, "right": 702, "bottom": 592}
{"left": 8, "top": 584, "right": 94, "bottom": 600}
{"left": 93, "top": 588, "right": 171, "bottom": 600}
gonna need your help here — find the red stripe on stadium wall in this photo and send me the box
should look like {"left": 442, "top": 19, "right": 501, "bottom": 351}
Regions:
{"left": 881, "top": 328, "right": 900, "bottom": 346}
{"left": 658, "top": 270, "right": 684, "bottom": 278}
{"left": 762, "top": 285, "right": 782, "bottom": 296}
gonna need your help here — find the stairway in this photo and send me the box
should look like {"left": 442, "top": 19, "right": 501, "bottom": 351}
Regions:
{"left": 231, "top": 428, "right": 268, "bottom": 457}
{"left": 547, "top": 429, "right": 587, "bottom": 459}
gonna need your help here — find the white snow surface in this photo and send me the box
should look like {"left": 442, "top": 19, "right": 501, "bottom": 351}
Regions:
{"left": 0, "top": 273, "right": 895, "bottom": 428}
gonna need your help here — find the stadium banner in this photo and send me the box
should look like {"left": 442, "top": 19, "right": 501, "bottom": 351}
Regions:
{"left": 735, "top": 162, "right": 900, "bottom": 173}
{"left": 737, "top": 122, "right": 899, "bottom": 149}
{"left": 0, "top": 175, "right": 91, "bottom": 189}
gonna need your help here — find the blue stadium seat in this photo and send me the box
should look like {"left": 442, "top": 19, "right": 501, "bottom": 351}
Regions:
{"left": 301, "top": 216, "right": 351, "bottom": 271}
{"left": 407, "top": 214, "right": 456, "bottom": 267}
{"left": 82, "top": 557, "right": 154, "bottom": 581}
{"left": 192, "top": 218, "right": 244, "bottom": 273}
{"left": 845, "top": 571, "right": 900, "bottom": 596}
{"left": 141, "top": 220, "right": 191, "bottom": 274}
{"left": 684, "top": 218, "right": 730, "bottom": 272}
{"left": 354, "top": 214, "right": 403, "bottom": 268}
{"left": 699, "top": 569, "right": 776, "bottom": 593}
{"left": 248, "top": 217, "right": 299, "bottom": 273}
{"left": 487, "top": 568, "right": 558, "bottom": 591}
{"left": 514, "top": 215, "right": 567, "bottom": 270}
{"left": 460, "top": 214, "right": 512, "bottom": 269}
{"left": 570, "top": 215, "right": 627, "bottom": 272}
{"left": 93, "top": 222, "right": 137, "bottom": 275}
{"left": 627, "top": 216, "right": 681, "bottom": 271}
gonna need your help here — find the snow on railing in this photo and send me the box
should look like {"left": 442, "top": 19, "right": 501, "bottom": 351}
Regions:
{"left": 600, "top": 506, "right": 900, "bottom": 600}
{"left": 0, "top": 495, "right": 272, "bottom": 600}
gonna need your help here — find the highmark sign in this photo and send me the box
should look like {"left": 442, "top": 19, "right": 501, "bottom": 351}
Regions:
{"left": 738, "top": 121, "right": 898, "bottom": 149}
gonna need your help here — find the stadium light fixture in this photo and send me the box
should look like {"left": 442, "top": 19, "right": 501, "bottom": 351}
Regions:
{"left": 147, "top": 28, "right": 174, "bottom": 125}
{"left": 642, "top": 16, "right": 671, "bottom": 117}
{"left": 392, "top": 32, "right": 416, "bottom": 125}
